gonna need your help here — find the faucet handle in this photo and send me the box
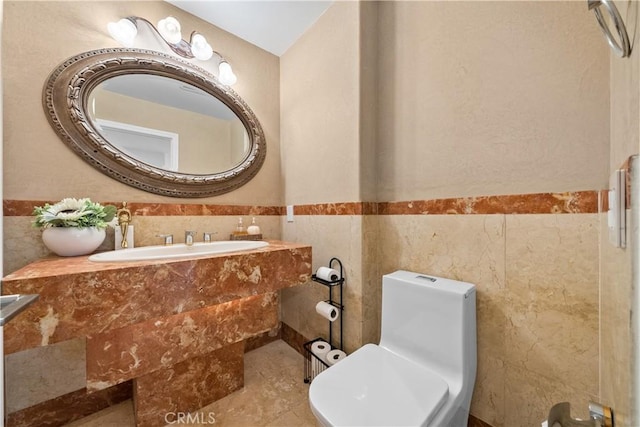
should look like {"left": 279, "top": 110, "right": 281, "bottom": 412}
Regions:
{"left": 157, "top": 234, "right": 173, "bottom": 246}
{"left": 203, "top": 231, "right": 217, "bottom": 243}
{"left": 185, "top": 230, "right": 197, "bottom": 246}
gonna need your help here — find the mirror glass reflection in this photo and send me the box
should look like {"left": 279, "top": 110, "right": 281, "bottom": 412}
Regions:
{"left": 87, "top": 74, "right": 250, "bottom": 174}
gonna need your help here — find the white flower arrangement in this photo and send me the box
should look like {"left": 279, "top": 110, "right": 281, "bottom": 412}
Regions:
{"left": 33, "top": 198, "right": 116, "bottom": 229}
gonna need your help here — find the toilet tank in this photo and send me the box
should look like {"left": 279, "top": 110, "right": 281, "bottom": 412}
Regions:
{"left": 379, "top": 270, "right": 476, "bottom": 383}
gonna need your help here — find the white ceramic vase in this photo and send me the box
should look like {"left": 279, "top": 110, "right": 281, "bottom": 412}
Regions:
{"left": 41, "top": 227, "right": 106, "bottom": 257}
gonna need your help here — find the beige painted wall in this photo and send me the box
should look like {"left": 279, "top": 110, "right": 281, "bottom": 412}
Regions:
{"left": 280, "top": 1, "right": 361, "bottom": 205}
{"left": 376, "top": 1, "right": 609, "bottom": 201}
{"left": 359, "top": 1, "right": 378, "bottom": 203}
{"left": 2, "top": 0, "right": 281, "bottom": 205}
{"left": 610, "top": 1, "right": 639, "bottom": 171}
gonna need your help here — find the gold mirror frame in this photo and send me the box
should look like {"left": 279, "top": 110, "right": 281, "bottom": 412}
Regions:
{"left": 43, "top": 48, "right": 266, "bottom": 198}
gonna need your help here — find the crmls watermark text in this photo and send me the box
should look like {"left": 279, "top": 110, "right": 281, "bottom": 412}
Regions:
{"left": 164, "top": 412, "right": 216, "bottom": 424}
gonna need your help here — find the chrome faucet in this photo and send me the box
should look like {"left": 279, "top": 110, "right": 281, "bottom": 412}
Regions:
{"left": 185, "top": 230, "right": 197, "bottom": 246}
{"left": 203, "top": 231, "right": 217, "bottom": 243}
{"left": 157, "top": 234, "right": 173, "bottom": 246}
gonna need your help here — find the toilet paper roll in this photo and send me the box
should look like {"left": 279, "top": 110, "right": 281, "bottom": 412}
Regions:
{"left": 315, "top": 301, "right": 339, "bottom": 322}
{"left": 326, "top": 349, "right": 347, "bottom": 366}
{"left": 316, "top": 266, "right": 340, "bottom": 282}
{"left": 311, "top": 340, "right": 331, "bottom": 359}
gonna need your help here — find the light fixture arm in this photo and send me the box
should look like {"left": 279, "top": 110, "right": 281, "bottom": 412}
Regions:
{"left": 126, "top": 16, "right": 220, "bottom": 60}
{"left": 108, "top": 15, "right": 236, "bottom": 85}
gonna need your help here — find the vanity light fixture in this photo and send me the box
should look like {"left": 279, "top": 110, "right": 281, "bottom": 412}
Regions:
{"left": 157, "top": 16, "right": 183, "bottom": 45}
{"left": 218, "top": 61, "right": 237, "bottom": 86}
{"left": 107, "top": 16, "right": 237, "bottom": 84}
{"left": 107, "top": 18, "right": 138, "bottom": 48}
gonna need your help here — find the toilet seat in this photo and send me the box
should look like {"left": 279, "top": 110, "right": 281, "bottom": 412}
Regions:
{"left": 309, "top": 344, "right": 449, "bottom": 427}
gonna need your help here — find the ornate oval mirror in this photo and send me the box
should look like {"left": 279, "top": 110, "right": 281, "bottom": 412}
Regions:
{"left": 43, "top": 48, "right": 266, "bottom": 198}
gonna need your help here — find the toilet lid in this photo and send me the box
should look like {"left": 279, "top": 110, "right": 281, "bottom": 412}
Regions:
{"left": 309, "top": 344, "right": 449, "bottom": 427}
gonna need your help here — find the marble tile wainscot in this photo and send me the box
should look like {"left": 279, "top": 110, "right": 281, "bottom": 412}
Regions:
{"left": 2, "top": 240, "right": 312, "bottom": 427}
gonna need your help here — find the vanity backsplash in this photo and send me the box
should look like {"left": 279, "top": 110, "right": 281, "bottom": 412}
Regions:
{"left": 3, "top": 200, "right": 284, "bottom": 275}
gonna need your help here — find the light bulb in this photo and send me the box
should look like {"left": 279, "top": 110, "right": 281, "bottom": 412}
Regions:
{"left": 218, "top": 61, "right": 237, "bottom": 86}
{"left": 191, "top": 34, "right": 213, "bottom": 61}
{"left": 157, "top": 16, "right": 182, "bottom": 44}
{"left": 107, "top": 18, "right": 137, "bottom": 47}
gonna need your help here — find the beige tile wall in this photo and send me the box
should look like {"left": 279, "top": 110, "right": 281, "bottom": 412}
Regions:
{"left": 280, "top": 215, "right": 364, "bottom": 355}
{"left": 503, "top": 214, "right": 599, "bottom": 426}
{"left": 280, "top": 209, "right": 601, "bottom": 426}
{"left": 378, "top": 213, "right": 599, "bottom": 427}
{"left": 600, "top": 211, "right": 633, "bottom": 425}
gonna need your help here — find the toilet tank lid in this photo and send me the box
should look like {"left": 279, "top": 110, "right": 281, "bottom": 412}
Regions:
{"left": 384, "top": 270, "right": 476, "bottom": 297}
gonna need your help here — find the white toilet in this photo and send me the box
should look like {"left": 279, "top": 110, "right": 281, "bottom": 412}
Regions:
{"left": 309, "top": 270, "right": 477, "bottom": 427}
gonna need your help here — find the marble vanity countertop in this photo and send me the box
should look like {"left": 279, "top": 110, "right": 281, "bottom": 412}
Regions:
{"left": 3, "top": 240, "right": 310, "bottom": 280}
{"left": 2, "top": 240, "right": 312, "bottom": 354}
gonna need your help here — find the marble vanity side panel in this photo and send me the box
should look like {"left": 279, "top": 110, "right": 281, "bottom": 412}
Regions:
{"left": 133, "top": 342, "right": 244, "bottom": 427}
{"left": 5, "top": 338, "right": 86, "bottom": 413}
{"left": 3, "top": 261, "right": 196, "bottom": 354}
{"left": 377, "top": 214, "right": 506, "bottom": 427}
{"left": 503, "top": 213, "right": 599, "bottom": 426}
{"left": 86, "top": 292, "right": 278, "bottom": 391}
{"left": 194, "top": 246, "right": 312, "bottom": 301}
{"left": 3, "top": 244, "right": 311, "bottom": 354}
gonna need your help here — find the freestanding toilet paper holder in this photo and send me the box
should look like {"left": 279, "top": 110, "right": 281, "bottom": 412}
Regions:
{"left": 303, "top": 257, "right": 345, "bottom": 383}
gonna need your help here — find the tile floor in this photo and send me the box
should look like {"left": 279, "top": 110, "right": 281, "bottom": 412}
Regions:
{"left": 66, "top": 340, "right": 317, "bottom": 427}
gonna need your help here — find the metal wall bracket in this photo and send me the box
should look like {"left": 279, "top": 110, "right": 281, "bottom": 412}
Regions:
{"left": 589, "top": 401, "right": 614, "bottom": 427}
{"left": 546, "top": 401, "right": 614, "bottom": 427}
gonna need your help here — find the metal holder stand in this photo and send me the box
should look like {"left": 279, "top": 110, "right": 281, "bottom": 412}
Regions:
{"left": 303, "top": 257, "right": 344, "bottom": 383}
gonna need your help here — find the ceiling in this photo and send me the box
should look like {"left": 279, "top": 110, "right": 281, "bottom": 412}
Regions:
{"left": 166, "top": 1, "right": 333, "bottom": 56}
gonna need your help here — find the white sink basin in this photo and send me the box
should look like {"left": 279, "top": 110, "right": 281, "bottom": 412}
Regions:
{"left": 89, "top": 241, "right": 269, "bottom": 262}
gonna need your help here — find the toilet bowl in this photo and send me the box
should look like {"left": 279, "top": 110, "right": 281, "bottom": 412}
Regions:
{"left": 309, "top": 270, "right": 477, "bottom": 427}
